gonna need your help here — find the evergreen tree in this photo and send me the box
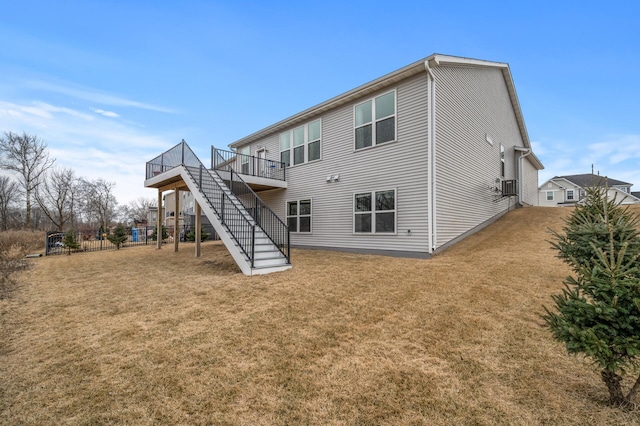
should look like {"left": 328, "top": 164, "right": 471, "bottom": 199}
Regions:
{"left": 62, "top": 229, "right": 80, "bottom": 255}
{"left": 151, "top": 225, "right": 168, "bottom": 242}
{"left": 107, "top": 224, "right": 128, "bottom": 249}
{"left": 543, "top": 182, "right": 640, "bottom": 406}
{"left": 186, "top": 226, "right": 210, "bottom": 242}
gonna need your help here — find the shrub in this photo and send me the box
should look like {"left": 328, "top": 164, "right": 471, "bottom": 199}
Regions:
{"left": 151, "top": 225, "right": 168, "bottom": 242}
{"left": 107, "top": 224, "right": 128, "bottom": 249}
{"left": 62, "top": 230, "right": 81, "bottom": 255}
{"left": 0, "top": 230, "right": 43, "bottom": 299}
{"left": 186, "top": 226, "right": 210, "bottom": 242}
{"left": 543, "top": 183, "right": 640, "bottom": 407}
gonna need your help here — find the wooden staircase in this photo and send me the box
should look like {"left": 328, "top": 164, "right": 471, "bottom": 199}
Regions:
{"left": 145, "top": 142, "right": 291, "bottom": 276}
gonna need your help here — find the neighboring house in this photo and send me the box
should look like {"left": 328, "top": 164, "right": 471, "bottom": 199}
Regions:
{"left": 538, "top": 174, "right": 640, "bottom": 207}
{"left": 162, "top": 190, "right": 213, "bottom": 230}
{"left": 145, "top": 53, "right": 544, "bottom": 275}
{"left": 145, "top": 206, "right": 162, "bottom": 227}
{"left": 162, "top": 190, "right": 191, "bottom": 229}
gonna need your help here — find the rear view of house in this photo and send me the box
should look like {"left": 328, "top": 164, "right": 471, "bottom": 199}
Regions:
{"left": 145, "top": 54, "right": 543, "bottom": 274}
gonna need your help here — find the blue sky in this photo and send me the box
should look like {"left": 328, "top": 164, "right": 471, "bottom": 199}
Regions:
{"left": 1, "top": 0, "right": 638, "bottom": 204}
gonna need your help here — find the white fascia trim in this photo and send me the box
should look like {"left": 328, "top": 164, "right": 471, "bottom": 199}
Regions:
{"left": 554, "top": 177, "right": 583, "bottom": 189}
{"left": 430, "top": 54, "right": 509, "bottom": 69}
{"left": 230, "top": 60, "right": 427, "bottom": 149}
{"left": 230, "top": 54, "right": 514, "bottom": 149}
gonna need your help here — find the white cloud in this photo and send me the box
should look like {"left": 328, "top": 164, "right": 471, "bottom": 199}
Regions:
{"left": 589, "top": 134, "right": 640, "bottom": 165}
{"left": 92, "top": 108, "right": 120, "bottom": 118}
{"left": 0, "top": 99, "right": 182, "bottom": 205}
{"left": 25, "top": 79, "right": 177, "bottom": 114}
{"left": 536, "top": 133, "right": 640, "bottom": 188}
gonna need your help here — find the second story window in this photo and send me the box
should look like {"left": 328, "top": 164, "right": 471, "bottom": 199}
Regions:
{"left": 280, "top": 119, "right": 322, "bottom": 167}
{"left": 279, "top": 132, "right": 291, "bottom": 167}
{"left": 355, "top": 90, "right": 396, "bottom": 150}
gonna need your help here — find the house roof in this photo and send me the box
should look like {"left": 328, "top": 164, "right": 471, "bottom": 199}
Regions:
{"left": 633, "top": 192, "right": 640, "bottom": 199}
{"left": 228, "top": 53, "right": 543, "bottom": 170}
{"left": 552, "top": 174, "right": 632, "bottom": 188}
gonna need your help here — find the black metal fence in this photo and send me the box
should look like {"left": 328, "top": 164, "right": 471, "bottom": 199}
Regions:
{"left": 45, "top": 224, "right": 219, "bottom": 256}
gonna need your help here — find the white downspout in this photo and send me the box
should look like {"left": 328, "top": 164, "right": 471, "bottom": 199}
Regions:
{"left": 425, "top": 60, "right": 437, "bottom": 253}
{"left": 516, "top": 148, "right": 531, "bottom": 206}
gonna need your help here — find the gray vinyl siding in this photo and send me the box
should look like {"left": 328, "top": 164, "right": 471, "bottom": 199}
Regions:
{"left": 230, "top": 61, "right": 539, "bottom": 255}
{"left": 538, "top": 180, "right": 566, "bottom": 207}
{"left": 521, "top": 157, "right": 539, "bottom": 206}
{"left": 433, "top": 66, "right": 524, "bottom": 248}
{"left": 240, "top": 74, "right": 431, "bottom": 254}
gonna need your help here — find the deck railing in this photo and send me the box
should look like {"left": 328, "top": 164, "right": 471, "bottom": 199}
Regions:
{"left": 145, "top": 141, "right": 290, "bottom": 266}
{"left": 212, "top": 147, "right": 286, "bottom": 181}
{"left": 146, "top": 140, "right": 201, "bottom": 180}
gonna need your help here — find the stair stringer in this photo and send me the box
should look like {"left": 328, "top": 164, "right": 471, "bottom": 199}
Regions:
{"left": 172, "top": 166, "right": 291, "bottom": 276}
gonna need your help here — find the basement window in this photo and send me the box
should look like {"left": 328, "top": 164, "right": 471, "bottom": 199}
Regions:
{"left": 287, "top": 199, "right": 311, "bottom": 233}
{"left": 354, "top": 189, "right": 396, "bottom": 234}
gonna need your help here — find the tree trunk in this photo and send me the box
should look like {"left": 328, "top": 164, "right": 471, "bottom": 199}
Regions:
{"left": 626, "top": 372, "right": 640, "bottom": 403}
{"left": 602, "top": 370, "right": 626, "bottom": 406}
{"left": 25, "top": 188, "right": 31, "bottom": 229}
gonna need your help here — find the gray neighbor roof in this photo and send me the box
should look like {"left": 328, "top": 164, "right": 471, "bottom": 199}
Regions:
{"left": 554, "top": 173, "right": 632, "bottom": 188}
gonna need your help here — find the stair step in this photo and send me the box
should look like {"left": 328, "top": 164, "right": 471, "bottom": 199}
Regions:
{"left": 181, "top": 164, "right": 290, "bottom": 275}
{"left": 252, "top": 257, "right": 290, "bottom": 268}
{"left": 253, "top": 251, "right": 285, "bottom": 260}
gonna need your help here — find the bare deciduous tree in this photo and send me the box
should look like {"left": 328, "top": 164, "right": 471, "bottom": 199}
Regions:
{"left": 35, "top": 167, "right": 80, "bottom": 231}
{"left": 0, "top": 132, "right": 55, "bottom": 228}
{"left": 81, "top": 178, "right": 117, "bottom": 230}
{"left": 0, "top": 175, "right": 20, "bottom": 231}
{"left": 128, "top": 197, "right": 157, "bottom": 224}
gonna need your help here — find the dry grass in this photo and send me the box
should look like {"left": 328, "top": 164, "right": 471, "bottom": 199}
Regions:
{"left": 2, "top": 207, "right": 640, "bottom": 425}
{"left": 0, "top": 230, "right": 43, "bottom": 299}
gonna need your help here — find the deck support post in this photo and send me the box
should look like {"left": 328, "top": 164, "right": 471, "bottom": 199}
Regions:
{"left": 156, "top": 189, "right": 163, "bottom": 249}
{"left": 195, "top": 202, "right": 201, "bottom": 257}
{"left": 174, "top": 188, "right": 180, "bottom": 252}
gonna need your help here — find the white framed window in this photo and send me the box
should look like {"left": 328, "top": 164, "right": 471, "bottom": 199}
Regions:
{"left": 353, "top": 189, "right": 396, "bottom": 234}
{"left": 279, "top": 131, "right": 291, "bottom": 167}
{"left": 279, "top": 119, "right": 322, "bottom": 167}
{"left": 307, "top": 120, "right": 321, "bottom": 162}
{"left": 293, "top": 126, "right": 305, "bottom": 165}
{"left": 354, "top": 90, "right": 396, "bottom": 150}
{"left": 566, "top": 190, "right": 574, "bottom": 200}
{"left": 239, "top": 146, "right": 250, "bottom": 174}
{"left": 286, "top": 199, "right": 311, "bottom": 233}
{"left": 500, "top": 144, "right": 505, "bottom": 178}
{"left": 546, "top": 191, "right": 554, "bottom": 201}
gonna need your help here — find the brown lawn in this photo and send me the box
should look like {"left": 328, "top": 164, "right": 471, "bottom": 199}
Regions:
{"left": 2, "top": 206, "right": 640, "bottom": 425}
